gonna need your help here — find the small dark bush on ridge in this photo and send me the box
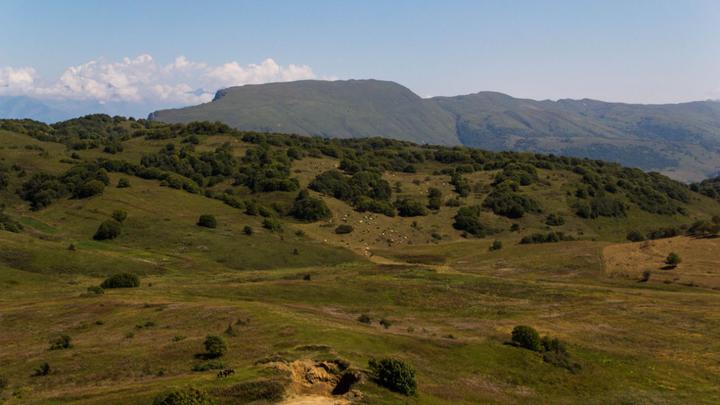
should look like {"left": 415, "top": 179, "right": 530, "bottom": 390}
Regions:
{"left": 93, "top": 219, "right": 121, "bottom": 240}
{"left": 197, "top": 214, "right": 217, "bottom": 228}
{"left": 49, "top": 335, "right": 72, "bottom": 350}
{"left": 357, "top": 314, "right": 372, "bottom": 324}
{"left": 243, "top": 225, "right": 253, "bottom": 235}
{"left": 335, "top": 224, "right": 354, "bottom": 234}
{"left": 101, "top": 273, "right": 140, "bottom": 289}
{"left": 116, "top": 177, "right": 130, "bottom": 188}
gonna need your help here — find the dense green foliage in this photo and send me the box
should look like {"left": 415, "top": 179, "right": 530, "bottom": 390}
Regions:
{"left": 369, "top": 358, "right": 417, "bottom": 396}
{"left": 100, "top": 273, "right": 140, "bottom": 289}
{"left": 511, "top": 325, "right": 541, "bottom": 351}
{"left": 395, "top": 198, "right": 428, "bottom": 217}
{"left": 520, "top": 232, "right": 574, "bottom": 244}
{"left": 453, "top": 206, "right": 493, "bottom": 237}
{"left": 203, "top": 335, "right": 227, "bottom": 358}
{"left": 93, "top": 220, "right": 122, "bottom": 240}
{"left": 289, "top": 190, "right": 331, "bottom": 221}
{"left": 483, "top": 189, "right": 541, "bottom": 218}
{"left": 196, "top": 215, "right": 217, "bottom": 229}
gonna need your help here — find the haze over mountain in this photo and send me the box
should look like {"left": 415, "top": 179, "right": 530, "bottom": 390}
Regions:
{"left": 150, "top": 79, "right": 720, "bottom": 182}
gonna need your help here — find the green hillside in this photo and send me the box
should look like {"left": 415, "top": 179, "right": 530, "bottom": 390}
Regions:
{"left": 150, "top": 80, "right": 459, "bottom": 146}
{"left": 2, "top": 115, "right": 720, "bottom": 404}
{"left": 150, "top": 80, "right": 720, "bottom": 182}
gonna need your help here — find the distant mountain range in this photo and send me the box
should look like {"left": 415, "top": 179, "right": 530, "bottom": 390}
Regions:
{"left": 149, "top": 80, "right": 720, "bottom": 182}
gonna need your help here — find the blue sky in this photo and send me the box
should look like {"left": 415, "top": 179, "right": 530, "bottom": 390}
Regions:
{"left": 1, "top": 0, "right": 718, "bottom": 108}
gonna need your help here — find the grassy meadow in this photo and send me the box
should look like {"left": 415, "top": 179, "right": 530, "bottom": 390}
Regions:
{"left": 1, "top": 121, "right": 720, "bottom": 404}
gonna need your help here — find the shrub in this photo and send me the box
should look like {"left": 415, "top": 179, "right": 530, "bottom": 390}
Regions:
{"left": 111, "top": 209, "right": 127, "bottom": 223}
{"left": 243, "top": 225, "right": 253, "bottom": 235}
{"left": 153, "top": 387, "right": 214, "bottom": 405}
{"left": 665, "top": 252, "right": 681, "bottom": 267}
{"left": 49, "top": 335, "right": 72, "bottom": 350}
{"left": 33, "top": 362, "right": 50, "bottom": 377}
{"left": 520, "top": 232, "right": 574, "bottom": 244}
{"left": 117, "top": 177, "right": 131, "bottom": 188}
{"left": 575, "top": 196, "right": 626, "bottom": 218}
{"left": 204, "top": 335, "right": 227, "bottom": 358}
{"left": 626, "top": 230, "right": 645, "bottom": 242}
{"left": 379, "top": 318, "right": 393, "bottom": 329}
{"left": 75, "top": 179, "right": 105, "bottom": 198}
{"left": 100, "top": 273, "right": 140, "bottom": 289}
{"left": 453, "top": 205, "right": 492, "bottom": 237}
{"left": 289, "top": 189, "right": 331, "bottom": 221}
{"left": 395, "top": 198, "right": 428, "bottom": 217}
{"left": 545, "top": 213, "right": 565, "bottom": 226}
{"left": 335, "top": 224, "right": 354, "bottom": 234}
{"left": 357, "top": 314, "right": 372, "bottom": 324}
{"left": 197, "top": 214, "right": 217, "bottom": 228}
{"left": 427, "top": 187, "right": 442, "bottom": 210}
{"left": 262, "top": 217, "right": 282, "bottom": 232}
{"left": 368, "top": 358, "right": 417, "bottom": 396}
{"left": 640, "top": 270, "right": 651, "bottom": 282}
{"left": 489, "top": 240, "right": 503, "bottom": 251}
{"left": 93, "top": 219, "right": 121, "bottom": 240}
{"left": 0, "top": 375, "right": 7, "bottom": 390}
{"left": 483, "top": 190, "right": 541, "bottom": 218}
{"left": 511, "top": 325, "right": 541, "bottom": 351}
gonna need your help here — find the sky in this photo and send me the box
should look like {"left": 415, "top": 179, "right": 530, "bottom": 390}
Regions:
{"left": 1, "top": 0, "right": 719, "bottom": 114}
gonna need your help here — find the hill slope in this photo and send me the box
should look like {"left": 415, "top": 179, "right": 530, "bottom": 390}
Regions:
{"left": 2, "top": 116, "right": 720, "bottom": 403}
{"left": 150, "top": 80, "right": 720, "bottom": 182}
{"left": 150, "top": 79, "right": 459, "bottom": 146}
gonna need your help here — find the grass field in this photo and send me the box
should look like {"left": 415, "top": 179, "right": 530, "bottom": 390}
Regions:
{"left": 1, "top": 127, "right": 720, "bottom": 404}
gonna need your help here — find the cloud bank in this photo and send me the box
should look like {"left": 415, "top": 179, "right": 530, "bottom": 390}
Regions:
{"left": 0, "top": 55, "right": 317, "bottom": 106}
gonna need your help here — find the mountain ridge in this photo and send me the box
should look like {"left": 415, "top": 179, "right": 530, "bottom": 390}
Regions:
{"left": 148, "top": 79, "right": 720, "bottom": 182}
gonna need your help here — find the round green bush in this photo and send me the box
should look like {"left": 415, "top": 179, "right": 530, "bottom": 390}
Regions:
{"left": 335, "top": 224, "right": 354, "bottom": 234}
{"left": 75, "top": 180, "right": 105, "bottom": 198}
{"left": 93, "top": 220, "right": 122, "bottom": 240}
{"left": 511, "top": 325, "right": 541, "bottom": 351}
{"left": 197, "top": 214, "right": 217, "bottom": 228}
{"left": 204, "top": 335, "right": 227, "bottom": 358}
{"left": 368, "top": 358, "right": 417, "bottom": 396}
{"left": 117, "top": 178, "right": 131, "bottom": 188}
{"left": 100, "top": 273, "right": 140, "bottom": 289}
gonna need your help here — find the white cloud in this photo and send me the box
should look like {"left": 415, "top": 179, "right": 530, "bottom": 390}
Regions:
{"left": 0, "top": 66, "right": 37, "bottom": 91}
{"left": 0, "top": 55, "right": 317, "bottom": 105}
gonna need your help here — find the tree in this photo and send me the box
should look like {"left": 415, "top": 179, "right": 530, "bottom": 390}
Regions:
{"left": 665, "top": 252, "right": 681, "bottom": 268}
{"left": 101, "top": 273, "right": 140, "bottom": 288}
{"left": 427, "top": 187, "right": 443, "bottom": 210}
{"left": 93, "top": 220, "right": 121, "bottom": 240}
{"left": 75, "top": 180, "right": 105, "bottom": 198}
{"left": 511, "top": 325, "right": 541, "bottom": 351}
{"left": 197, "top": 214, "right": 217, "bottom": 228}
{"left": 335, "top": 224, "right": 354, "bottom": 234}
{"left": 204, "top": 335, "right": 227, "bottom": 358}
{"left": 368, "top": 358, "right": 417, "bottom": 396}
{"left": 395, "top": 198, "right": 427, "bottom": 217}
{"left": 453, "top": 206, "right": 492, "bottom": 237}
{"left": 117, "top": 178, "right": 131, "bottom": 188}
{"left": 289, "top": 189, "right": 331, "bottom": 221}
